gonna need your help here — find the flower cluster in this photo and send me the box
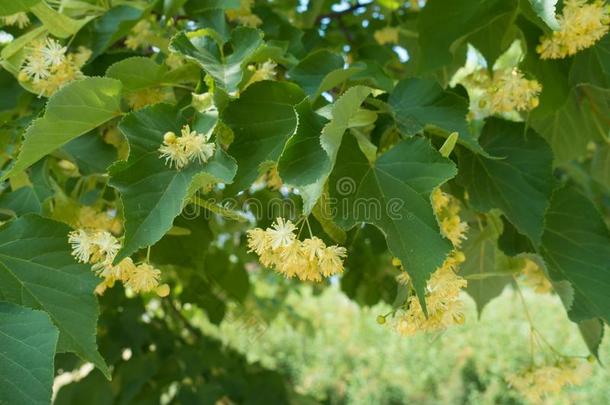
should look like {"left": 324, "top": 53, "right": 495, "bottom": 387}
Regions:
{"left": 1, "top": 12, "right": 30, "bottom": 28}
{"left": 78, "top": 206, "right": 123, "bottom": 235}
{"left": 245, "top": 60, "right": 277, "bottom": 88}
{"left": 537, "top": 0, "right": 610, "bottom": 59}
{"left": 68, "top": 229, "right": 168, "bottom": 296}
{"left": 126, "top": 87, "right": 173, "bottom": 110}
{"left": 507, "top": 358, "right": 592, "bottom": 403}
{"left": 125, "top": 18, "right": 156, "bottom": 50}
{"left": 433, "top": 188, "right": 468, "bottom": 248}
{"left": 461, "top": 68, "right": 541, "bottom": 117}
{"left": 395, "top": 251, "right": 467, "bottom": 336}
{"left": 264, "top": 165, "right": 283, "bottom": 190}
{"left": 226, "top": 0, "right": 262, "bottom": 27}
{"left": 158, "top": 124, "right": 216, "bottom": 170}
{"left": 392, "top": 189, "right": 468, "bottom": 336}
{"left": 520, "top": 258, "right": 553, "bottom": 294}
{"left": 374, "top": 27, "right": 399, "bottom": 45}
{"left": 18, "top": 38, "right": 90, "bottom": 97}
{"left": 246, "top": 218, "right": 347, "bottom": 281}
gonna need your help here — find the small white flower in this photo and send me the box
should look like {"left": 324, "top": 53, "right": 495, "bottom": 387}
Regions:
{"left": 68, "top": 229, "right": 94, "bottom": 263}
{"left": 266, "top": 218, "right": 296, "bottom": 250}
{"left": 41, "top": 38, "right": 67, "bottom": 66}
{"left": 22, "top": 56, "right": 50, "bottom": 82}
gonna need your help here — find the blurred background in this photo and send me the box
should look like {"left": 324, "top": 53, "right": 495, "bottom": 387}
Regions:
{"left": 54, "top": 273, "right": 609, "bottom": 405}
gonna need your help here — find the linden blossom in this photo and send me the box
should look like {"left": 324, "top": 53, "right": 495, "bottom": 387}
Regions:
{"left": 507, "top": 358, "right": 593, "bottom": 403}
{"left": 246, "top": 217, "right": 348, "bottom": 282}
{"left": 68, "top": 228, "right": 169, "bottom": 297}
{"left": 537, "top": 0, "right": 610, "bottom": 59}
{"left": 158, "top": 124, "right": 216, "bottom": 170}
{"left": 390, "top": 188, "right": 469, "bottom": 336}
{"left": 0, "top": 12, "right": 30, "bottom": 28}
{"left": 18, "top": 37, "right": 91, "bottom": 97}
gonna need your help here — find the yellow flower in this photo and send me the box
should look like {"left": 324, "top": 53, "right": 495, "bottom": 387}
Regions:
{"left": 89, "top": 231, "right": 121, "bottom": 264}
{"left": 392, "top": 189, "right": 468, "bottom": 336}
{"left": 276, "top": 241, "right": 308, "bottom": 279}
{"left": 508, "top": 358, "right": 592, "bottom": 403}
{"left": 20, "top": 39, "right": 90, "bottom": 97}
{"left": 246, "top": 228, "right": 270, "bottom": 255}
{"left": 227, "top": 0, "right": 262, "bottom": 27}
{"left": 318, "top": 245, "right": 347, "bottom": 277}
{"left": 158, "top": 125, "right": 216, "bottom": 169}
{"left": 487, "top": 68, "right": 542, "bottom": 114}
{"left": 433, "top": 188, "right": 468, "bottom": 247}
{"left": 68, "top": 229, "right": 95, "bottom": 263}
{"left": 265, "top": 165, "right": 283, "bottom": 190}
{"left": 1, "top": 12, "right": 30, "bottom": 28}
{"left": 266, "top": 217, "right": 297, "bottom": 250}
{"left": 180, "top": 125, "right": 216, "bottom": 164}
{"left": 538, "top": 0, "right": 610, "bottom": 59}
{"left": 125, "top": 19, "right": 154, "bottom": 50}
{"left": 125, "top": 263, "right": 161, "bottom": 293}
{"left": 521, "top": 258, "right": 553, "bottom": 293}
{"left": 246, "top": 217, "right": 348, "bottom": 281}
{"left": 126, "top": 87, "right": 172, "bottom": 110}
{"left": 395, "top": 253, "right": 467, "bottom": 336}
{"left": 237, "top": 14, "right": 262, "bottom": 27}
{"left": 374, "top": 27, "right": 400, "bottom": 45}
{"left": 245, "top": 60, "right": 277, "bottom": 89}
{"left": 78, "top": 206, "right": 122, "bottom": 235}
{"left": 301, "top": 236, "right": 326, "bottom": 261}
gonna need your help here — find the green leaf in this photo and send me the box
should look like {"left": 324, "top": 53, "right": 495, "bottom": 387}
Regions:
{"left": 0, "top": 303, "right": 58, "bottom": 405}
{"left": 341, "top": 225, "right": 397, "bottom": 306}
{"left": 0, "top": 186, "right": 41, "bottom": 216}
{"left": 30, "top": 2, "right": 94, "bottom": 38}
{"left": 277, "top": 100, "right": 328, "bottom": 187}
{"left": 110, "top": 104, "right": 237, "bottom": 262}
{"left": 0, "top": 215, "right": 108, "bottom": 377}
{"left": 88, "top": 5, "right": 146, "bottom": 59}
{"left": 461, "top": 213, "right": 512, "bottom": 316}
{"left": 3, "top": 77, "right": 123, "bottom": 181}
{"left": 61, "top": 132, "right": 118, "bottom": 175}
{"left": 105, "top": 57, "right": 168, "bottom": 92}
{"left": 527, "top": 0, "right": 560, "bottom": 30}
{"left": 223, "top": 81, "right": 306, "bottom": 193}
{"left": 388, "top": 78, "right": 486, "bottom": 155}
{"left": 281, "top": 85, "right": 372, "bottom": 213}
{"left": 288, "top": 50, "right": 362, "bottom": 99}
{"left": 570, "top": 35, "right": 610, "bottom": 88}
{"left": 417, "top": 0, "right": 518, "bottom": 72}
{"left": 591, "top": 143, "right": 610, "bottom": 190}
{"left": 329, "top": 134, "right": 457, "bottom": 310}
{"left": 540, "top": 185, "right": 610, "bottom": 324}
{"left": 578, "top": 318, "right": 605, "bottom": 360}
{"left": 0, "top": 0, "right": 40, "bottom": 16}
{"left": 185, "top": 0, "right": 241, "bottom": 12}
{"left": 458, "top": 119, "right": 554, "bottom": 245}
{"left": 531, "top": 87, "right": 609, "bottom": 164}
{"left": 169, "top": 28, "right": 263, "bottom": 93}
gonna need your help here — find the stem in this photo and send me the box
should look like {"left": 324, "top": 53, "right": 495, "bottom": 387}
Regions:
{"left": 513, "top": 278, "right": 563, "bottom": 358}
